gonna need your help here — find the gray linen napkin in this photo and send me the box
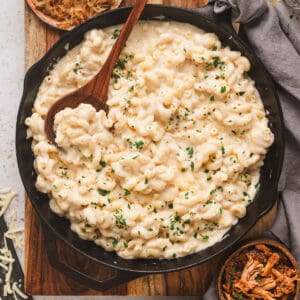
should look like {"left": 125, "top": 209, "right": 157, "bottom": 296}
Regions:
{"left": 192, "top": 0, "right": 300, "bottom": 298}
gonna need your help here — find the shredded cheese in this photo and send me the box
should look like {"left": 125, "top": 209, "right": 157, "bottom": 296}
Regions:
{"left": 0, "top": 189, "right": 16, "bottom": 218}
{"left": 0, "top": 262, "right": 8, "bottom": 271}
{"left": 0, "top": 254, "right": 15, "bottom": 264}
{"left": 32, "top": 0, "right": 121, "bottom": 29}
{"left": 0, "top": 188, "right": 27, "bottom": 299}
{"left": 4, "top": 226, "right": 25, "bottom": 251}
{"left": 6, "top": 207, "right": 24, "bottom": 250}
{"left": 12, "top": 282, "right": 29, "bottom": 299}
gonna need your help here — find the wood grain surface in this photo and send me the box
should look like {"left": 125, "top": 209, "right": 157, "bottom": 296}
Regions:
{"left": 24, "top": 0, "right": 277, "bottom": 295}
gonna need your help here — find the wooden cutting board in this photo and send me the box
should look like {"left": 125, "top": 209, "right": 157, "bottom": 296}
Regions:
{"left": 24, "top": 0, "right": 277, "bottom": 295}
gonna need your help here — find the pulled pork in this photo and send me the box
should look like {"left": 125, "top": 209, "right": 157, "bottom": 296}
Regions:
{"left": 32, "top": 0, "right": 121, "bottom": 29}
{"left": 222, "top": 244, "right": 299, "bottom": 300}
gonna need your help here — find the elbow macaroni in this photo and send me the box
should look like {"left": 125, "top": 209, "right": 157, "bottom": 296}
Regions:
{"left": 25, "top": 21, "right": 274, "bottom": 259}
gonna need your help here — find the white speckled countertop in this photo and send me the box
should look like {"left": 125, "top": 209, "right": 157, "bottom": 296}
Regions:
{"left": 0, "top": 0, "right": 25, "bottom": 264}
{"left": 0, "top": 0, "right": 299, "bottom": 299}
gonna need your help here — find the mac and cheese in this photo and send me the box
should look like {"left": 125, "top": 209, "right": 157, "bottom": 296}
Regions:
{"left": 25, "top": 21, "right": 274, "bottom": 259}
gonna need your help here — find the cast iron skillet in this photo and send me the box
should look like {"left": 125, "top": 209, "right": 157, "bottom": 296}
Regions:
{"left": 16, "top": 5, "right": 285, "bottom": 291}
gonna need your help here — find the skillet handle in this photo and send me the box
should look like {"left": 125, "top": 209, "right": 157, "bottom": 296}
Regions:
{"left": 192, "top": 6, "right": 238, "bottom": 37}
{"left": 41, "top": 222, "right": 142, "bottom": 291}
{"left": 213, "top": 10, "right": 238, "bottom": 36}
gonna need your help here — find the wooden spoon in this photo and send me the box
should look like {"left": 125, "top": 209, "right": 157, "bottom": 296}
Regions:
{"left": 45, "top": 0, "right": 147, "bottom": 144}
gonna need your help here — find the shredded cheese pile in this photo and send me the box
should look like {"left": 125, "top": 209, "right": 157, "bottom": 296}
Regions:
{"left": 0, "top": 189, "right": 16, "bottom": 218}
{"left": 0, "top": 189, "right": 27, "bottom": 299}
{"left": 32, "top": 0, "right": 121, "bottom": 29}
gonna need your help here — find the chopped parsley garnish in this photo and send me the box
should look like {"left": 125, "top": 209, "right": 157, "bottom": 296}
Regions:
{"left": 111, "top": 54, "right": 134, "bottom": 83}
{"left": 99, "top": 160, "right": 106, "bottom": 168}
{"left": 115, "top": 58, "right": 126, "bottom": 69}
{"left": 218, "top": 186, "right": 224, "bottom": 192}
{"left": 212, "top": 56, "right": 221, "bottom": 67}
{"left": 129, "top": 85, "right": 135, "bottom": 92}
{"left": 73, "top": 62, "right": 82, "bottom": 74}
{"left": 124, "top": 189, "right": 131, "bottom": 196}
{"left": 209, "top": 95, "right": 215, "bottom": 101}
{"left": 190, "top": 161, "right": 195, "bottom": 171}
{"left": 220, "top": 86, "right": 227, "bottom": 93}
{"left": 112, "top": 238, "right": 118, "bottom": 247}
{"left": 211, "top": 45, "right": 218, "bottom": 51}
{"left": 111, "top": 29, "right": 121, "bottom": 39}
{"left": 206, "top": 56, "right": 225, "bottom": 70}
{"left": 61, "top": 170, "right": 68, "bottom": 177}
{"left": 221, "top": 145, "right": 225, "bottom": 155}
{"left": 168, "top": 203, "right": 173, "bottom": 209}
{"left": 114, "top": 210, "right": 127, "bottom": 228}
{"left": 239, "top": 91, "right": 245, "bottom": 96}
{"left": 144, "top": 178, "right": 148, "bottom": 184}
{"left": 200, "top": 234, "right": 209, "bottom": 240}
{"left": 186, "top": 147, "right": 194, "bottom": 158}
{"left": 114, "top": 54, "right": 134, "bottom": 69}
{"left": 112, "top": 70, "right": 121, "bottom": 83}
{"left": 126, "top": 138, "right": 133, "bottom": 147}
{"left": 212, "top": 56, "right": 220, "bottom": 68}
{"left": 134, "top": 140, "right": 144, "bottom": 149}
{"left": 175, "top": 215, "right": 181, "bottom": 222}
{"left": 98, "top": 189, "right": 110, "bottom": 196}
{"left": 183, "top": 219, "right": 191, "bottom": 225}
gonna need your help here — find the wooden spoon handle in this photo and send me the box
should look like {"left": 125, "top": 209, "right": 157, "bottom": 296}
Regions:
{"left": 91, "top": 0, "right": 147, "bottom": 104}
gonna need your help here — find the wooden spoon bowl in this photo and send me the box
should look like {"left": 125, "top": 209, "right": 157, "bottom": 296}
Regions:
{"left": 26, "top": 0, "right": 122, "bottom": 31}
{"left": 45, "top": 0, "right": 147, "bottom": 144}
{"left": 217, "top": 238, "right": 300, "bottom": 300}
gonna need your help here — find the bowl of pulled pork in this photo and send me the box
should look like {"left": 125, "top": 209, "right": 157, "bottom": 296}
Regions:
{"left": 26, "top": 0, "right": 122, "bottom": 30}
{"left": 217, "top": 238, "right": 300, "bottom": 300}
